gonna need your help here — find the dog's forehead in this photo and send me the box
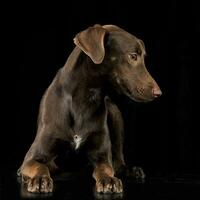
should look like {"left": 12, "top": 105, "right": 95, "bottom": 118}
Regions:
{"left": 107, "top": 30, "right": 141, "bottom": 53}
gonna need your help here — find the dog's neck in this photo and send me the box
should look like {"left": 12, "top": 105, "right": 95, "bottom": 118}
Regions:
{"left": 60, "top": 47, "right": 107, "bottom": 104}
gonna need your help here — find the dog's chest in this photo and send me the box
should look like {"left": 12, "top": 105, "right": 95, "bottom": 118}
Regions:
{"left": 69, "top": 115, "right": 104, "bottom": 151}
{"left": 68, "top": 95, "right": 107, "bottom": 150}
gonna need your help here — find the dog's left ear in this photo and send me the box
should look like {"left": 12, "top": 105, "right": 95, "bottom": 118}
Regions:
{"left": 73, "top": 26, "right": 106, "bottom": 64}
{"left": 138, "top": 39, "right": 146, "bottom": 54}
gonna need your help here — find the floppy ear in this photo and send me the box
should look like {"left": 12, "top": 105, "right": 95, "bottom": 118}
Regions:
{"left": 103, "top": 24, "right": 123, "bottom": 32}
{"left": 138, "top": 39, "right": 146, "bottom": 54}
{"left": 73, "top": 26, "right": 106, "bottom": 64}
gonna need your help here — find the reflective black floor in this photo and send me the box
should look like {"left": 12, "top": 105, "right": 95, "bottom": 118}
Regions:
{"left": 1, "top": 167, "right": 200, "bottom": 200}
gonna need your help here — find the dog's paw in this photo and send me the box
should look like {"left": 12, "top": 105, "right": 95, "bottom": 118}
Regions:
{"left": 132, "top": 166, "right": 145, "bottom": 179}
{"left": 127, "top": 166, "right": 145, "bottom": 181}
{"left": 96, "top": 176, "right": 123, "bottom": 193}
{"left": 23, "top": 175, "right": 53, "bottom": 193}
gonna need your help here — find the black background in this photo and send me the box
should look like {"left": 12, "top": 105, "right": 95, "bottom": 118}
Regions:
{"left": 1, "top": 0, "right": 200, "bottom": 198}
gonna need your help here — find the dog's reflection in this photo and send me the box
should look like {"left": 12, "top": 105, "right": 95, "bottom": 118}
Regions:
{"left": 94, "top": 190, "right": 123, "bottom": 200}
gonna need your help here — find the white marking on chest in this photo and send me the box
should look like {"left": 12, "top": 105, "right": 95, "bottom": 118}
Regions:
{"left": 111, "top": 56, "right": 117, "bottom": 61}
{"left": 73, "top": 135, "right": 82, "bottom": 150}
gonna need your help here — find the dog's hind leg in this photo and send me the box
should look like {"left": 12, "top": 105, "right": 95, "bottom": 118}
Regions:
{"left": 106, "top": 98, "right": 145, "bottom": 180}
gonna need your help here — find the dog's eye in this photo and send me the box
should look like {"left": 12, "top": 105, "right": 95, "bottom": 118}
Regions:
{"left": 129, "top": 53, "right": 137, "bottom": 61}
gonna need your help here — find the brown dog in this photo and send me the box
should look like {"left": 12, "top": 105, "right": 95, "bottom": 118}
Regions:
{"left": 17, "top": 24, "right": 162, "bottom": 194}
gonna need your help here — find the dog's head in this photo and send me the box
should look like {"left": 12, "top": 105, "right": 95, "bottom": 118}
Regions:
{"left": 74, "top": 24, "right": 162, "bottom": 102}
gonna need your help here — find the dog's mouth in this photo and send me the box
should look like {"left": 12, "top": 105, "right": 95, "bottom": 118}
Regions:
{"left": 119, "top": 80, "right": 154, "bottom": 103}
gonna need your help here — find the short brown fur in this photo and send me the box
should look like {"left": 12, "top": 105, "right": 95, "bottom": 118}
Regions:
{"left": 18, "top": 24, "right": 161, "bottom": 194}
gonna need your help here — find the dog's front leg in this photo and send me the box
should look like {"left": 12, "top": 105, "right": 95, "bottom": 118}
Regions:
{"left": 19, "top": 159, "right": 53, "bottom": 193}
{"left": 89, "top": 132, "right": 123, "bottom": 194}
{"left": 93, "top": 162, "right": 123, "bottom": 193}
{"left": 18, "top": 134, "right": 59, "bottom": 193}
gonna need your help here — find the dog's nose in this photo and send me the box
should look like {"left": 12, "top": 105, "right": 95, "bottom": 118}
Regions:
{"left": 152, "top": 87, "right": 162, "bottom": 98}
